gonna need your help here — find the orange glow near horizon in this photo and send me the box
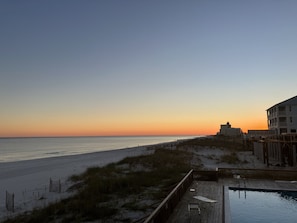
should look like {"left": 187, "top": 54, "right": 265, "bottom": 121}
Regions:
{"left": 0, "top": 116, "right": 268, "bottom": 138}
{"left": 228, "top": 118, "right": 268, "bottom": 134}
{"left": 0, "top": 102, "right": 269, "bottom": 138}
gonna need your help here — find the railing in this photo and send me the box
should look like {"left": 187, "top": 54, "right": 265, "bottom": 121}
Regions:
{"left": 279, "top": 121, "right": 287, "bottom": 127}
{"left": 144, "top": 168, "right": 297, "bottom": 223}
{"left": 278, "top": 111, "right": 286, "bottom": 116}
{"left": 143, "top": 169, "right": 194, "bottom": 223}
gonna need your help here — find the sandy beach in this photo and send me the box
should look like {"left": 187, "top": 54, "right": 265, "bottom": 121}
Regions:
{"left": 0, "top": 146, "right": 153, "bottom": 220}
{"left": 0, "top": 137, "right": 270, "bottom": 221}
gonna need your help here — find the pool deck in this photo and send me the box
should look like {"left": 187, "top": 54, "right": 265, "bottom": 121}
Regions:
{"left": 167, "top": 178, "right": 297, "bottom": 223}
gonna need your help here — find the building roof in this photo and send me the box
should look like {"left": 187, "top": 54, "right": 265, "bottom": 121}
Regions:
{"left": 267, "top": 95, "right": 297, "bottom": 111}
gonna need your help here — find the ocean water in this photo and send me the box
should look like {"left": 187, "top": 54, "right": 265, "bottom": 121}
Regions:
{"left": 0, "top": 136, "right": 197, "bottom": 163}
{"left": 229, "top": 188, "right": 297, "bottom": 223}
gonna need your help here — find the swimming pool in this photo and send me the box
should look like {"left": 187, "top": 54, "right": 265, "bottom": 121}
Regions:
{"left": 228, "top": 188, "right": 297, "bottom": 223}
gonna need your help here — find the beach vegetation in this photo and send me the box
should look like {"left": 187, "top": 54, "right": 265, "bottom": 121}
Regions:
{"left": 177, "top": 135, "right": 247, "bottom": 151}
{"left": 206, "top": 154, "right": 216, "bottom": 160}
{"left": 3, "top": 148, "right": 191, "bottom": 223}
{"left": 218, "top": 152, "right": 241, "bottom": 164}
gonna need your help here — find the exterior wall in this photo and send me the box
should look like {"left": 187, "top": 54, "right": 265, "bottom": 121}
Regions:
{"left": 247, "top": 130, "right": 276, "bottom": 139}
{"left": 253, "top": 135, "right": 297, "bottom": 167}
{"left": 288, "top": 105, "right": 297, "bottom": 133}
{"left": 253, "top": 141, "right": 264, "bottom": 162}
{"left": 227, "top": 128, "right": 241, "bottom": 136}
{"left": 267, "top": 97, "right": 297, "bottom": 135}
{"left": 267, "top": 142, "right": 282, "bottom": 165}
{"left": 220, "top": 123, "right": 231, "bottom": 135}
{"left": 293, "top": 145, "right": 297, "bottom": 166}
{"left": 219, "top": 122, "right": 242, "bottom": 136}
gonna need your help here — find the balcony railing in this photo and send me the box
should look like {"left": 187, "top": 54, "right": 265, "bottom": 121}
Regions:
{"left": 278, "top": 111, "right": 286, "bottom": 116}
{"left": 279, "top": 121, "right": 287, "bottom": 127}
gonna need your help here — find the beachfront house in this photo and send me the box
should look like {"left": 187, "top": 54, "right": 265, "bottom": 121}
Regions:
{"left": 267, "top": 95, "right": 297, "bottom": 135}
{"left": 219, "top": 122, "right": 242, "bottom": 136}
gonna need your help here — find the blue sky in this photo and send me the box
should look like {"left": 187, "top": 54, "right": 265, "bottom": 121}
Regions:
{"left": 1, "top": 0, "right": 297, "bottom": 136}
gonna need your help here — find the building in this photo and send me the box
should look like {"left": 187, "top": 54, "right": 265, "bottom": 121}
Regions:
{"left": 219, "top": 122, "right": 242, "bottom": 136}
{"left": 267, "top": 95, "right": 297, "bottom": 134}
{"left": 247, "top": 129, "right": 276, "bottom": 140}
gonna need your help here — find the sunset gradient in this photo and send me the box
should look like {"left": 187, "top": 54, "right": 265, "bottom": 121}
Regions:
{"left": 1, "top": 0, "right": 296, "bottom": 137}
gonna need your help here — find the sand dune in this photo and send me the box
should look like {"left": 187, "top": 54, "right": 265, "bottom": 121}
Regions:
{"left": 0, "top": 146, "right": 152, "bottom": 220}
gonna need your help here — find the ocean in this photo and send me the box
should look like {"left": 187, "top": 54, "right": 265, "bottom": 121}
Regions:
{"left": 0, "top": 136, "right": 198, "bottom": 163}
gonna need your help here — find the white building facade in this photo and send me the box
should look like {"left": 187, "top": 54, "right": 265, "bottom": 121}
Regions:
{"left": 267, "top": 96, "right": 297, "bottom": 134}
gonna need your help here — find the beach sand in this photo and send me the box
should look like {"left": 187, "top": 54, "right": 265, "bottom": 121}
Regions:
{"left": 0, "top": 139, "right": 269, "bottom": 221}
{"left": 0, "top": 146, "right": 153, "bottom": 220}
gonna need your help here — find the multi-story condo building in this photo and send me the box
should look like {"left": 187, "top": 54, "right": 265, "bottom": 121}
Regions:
{"left": 267, "top": 96, "right": 297, "bottom": 134}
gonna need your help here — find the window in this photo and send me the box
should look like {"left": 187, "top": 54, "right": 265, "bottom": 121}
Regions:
{"left": 291, "top": 129, "right": 296, "bottom": 133}
{"left": 290, "top": 117, "right": 293, "bottom": 123}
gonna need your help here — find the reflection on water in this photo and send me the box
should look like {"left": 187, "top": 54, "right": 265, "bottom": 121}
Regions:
{"left": 229, "top": 188, "right": 297, "bottom": 223}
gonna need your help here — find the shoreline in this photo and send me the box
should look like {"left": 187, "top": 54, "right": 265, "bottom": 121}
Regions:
{"left": 0, "top": 139, "right": 186, "bottom": 220}
{"left": 0, "top": 135, "right": 198, "bottom": 163}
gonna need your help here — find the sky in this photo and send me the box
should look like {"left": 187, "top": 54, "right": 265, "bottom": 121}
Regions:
{"left": 1, "top": 0, "right": 297, "bottom": 137}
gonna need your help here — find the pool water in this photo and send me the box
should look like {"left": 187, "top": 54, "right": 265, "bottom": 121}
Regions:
{"left": 229, "top": 188, "right": 297, "bottom": 223}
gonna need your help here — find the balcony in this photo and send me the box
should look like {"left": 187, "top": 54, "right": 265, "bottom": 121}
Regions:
{"left": 279, "top": 121, "right": 287, "bottom": 127}
{"left": 278, "top": 111, "right": 287, "bottom": 116}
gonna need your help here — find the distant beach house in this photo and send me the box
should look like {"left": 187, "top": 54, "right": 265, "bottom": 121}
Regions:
{"left": 219, "top": 122, "right": 242, "bottom": 136}
{"left": 267, "top": 95, "right": 297, "bottom": 134}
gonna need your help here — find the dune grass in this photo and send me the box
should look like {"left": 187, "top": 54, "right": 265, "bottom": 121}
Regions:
{"left": 177, "top": 135, "right": 246, "bottom": 151}
{"left": 4, "top": 148, "right": 191, "bottom": 223}
{"left": 219, "top": 152, "right": 241, "bottom": 164}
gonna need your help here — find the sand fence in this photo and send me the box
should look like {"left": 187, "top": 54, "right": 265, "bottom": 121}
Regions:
{"left": 5, "top": 191, "right": 14, "bottom": 212}
{"left": 0, "top": 146, "right": 155, "bottom": 221}
{"left": 1, "top": 177, "right": 72, "bottom": 220}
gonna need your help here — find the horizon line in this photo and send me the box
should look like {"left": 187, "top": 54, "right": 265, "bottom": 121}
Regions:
{"left": 0, "top": 134, "right": 208, "bottom": 139}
